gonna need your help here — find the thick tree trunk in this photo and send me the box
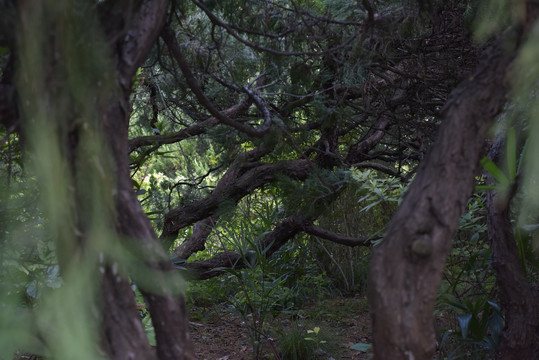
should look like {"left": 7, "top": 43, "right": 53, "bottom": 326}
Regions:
{"left": 97, "top": 1, "right": 196, "bottom": 357}
{"left": 367, "top": 41, "right": 514, "bottom": 359}
{"left": 101, "top": 268, "right": 157, "bottom": 359}
{"left": 16, "top": 1, "right": 195, "bottom": 359}
{"left": 485, "top": 140, "right": 539, "bottom": 360}
{"left": 101, "top": 98, "right": 194, "bottom": 359}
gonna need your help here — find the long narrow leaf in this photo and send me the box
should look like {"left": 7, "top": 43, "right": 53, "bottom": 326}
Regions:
{"left": 475, "top": 185, "right": 498, "bottom": 191}
{"left": 506, "top": 127, "right": 517, "bottom": 181}
{"left": 350, "top": 342, "right": 372, "bottom": 352}
{"left": 480, "top": 156, "right": 509, "bottom": 187}
{"left": 458, "top": 313, "right": 473, "bottom": 339}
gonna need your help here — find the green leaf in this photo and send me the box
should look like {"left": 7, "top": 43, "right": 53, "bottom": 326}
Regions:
{"left": 458, "top": 313, "right": 473, "bottom": 339}
{"left": 506, "top": 127, "right": 517, "bottom": 181}
{"left": 475, "top": 185, "right": 498, "bottom": 191}
{"left": 480, "top": 156, "right": 509, "bottom": 187}
{"left": 350, "top": 342, "right": 372, "bottom": 352}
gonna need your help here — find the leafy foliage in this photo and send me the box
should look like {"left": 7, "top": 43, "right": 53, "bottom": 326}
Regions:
{"left": 440, "top": 297, "right": 503, "bottom": 359}
{"left": 1, "top": 0, "right": 539, "bottom": 358}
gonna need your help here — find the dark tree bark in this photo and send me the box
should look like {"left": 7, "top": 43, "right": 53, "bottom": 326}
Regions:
{"left": 485, "top": 139, "right": 539, "bottom": 360}
{"left": 98, "top": 2, "right": 194, "bottom": 358}
{"left": 160, "top": 152, "right": 312, "bottom": 240}
{"left": 368, "top": 39, "right": 515, "bottom": 359}
{"left": 97, "top": 2, "right": 196, "bottom": 358}
{"left": 181, "top": 213, "right": 311, "bottom": 279}
{"left": 15, "top": 1, "right": 195, "bottom": 359}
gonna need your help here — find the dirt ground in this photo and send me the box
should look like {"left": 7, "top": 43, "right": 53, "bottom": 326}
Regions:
{"left": 188, "top": 296, "right": 374, "bottom": 360}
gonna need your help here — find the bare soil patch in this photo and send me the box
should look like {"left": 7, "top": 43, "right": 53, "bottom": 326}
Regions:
{"left": 189, "top": 296, "right": 374, "bottom": 360}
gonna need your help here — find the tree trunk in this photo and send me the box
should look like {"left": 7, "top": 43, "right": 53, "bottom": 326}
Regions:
{"left": 16, "top": 1, "right": 195, "bottom": 359}
{"left": 93, "top": 1, "right": 197, "bottom": 357}
{"left": 100, "top": 98, "right": 194, "bottom": 359}
{"left": 367, "top": 40, "right": 514, "bottom": 359}
{"left": 485, "top": 139, "right": 539, "bottom": 360}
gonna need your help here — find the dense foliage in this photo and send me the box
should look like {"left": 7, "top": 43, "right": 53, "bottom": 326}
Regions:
{"left": 1, "top": 0, "right": 538, "bottom": 359}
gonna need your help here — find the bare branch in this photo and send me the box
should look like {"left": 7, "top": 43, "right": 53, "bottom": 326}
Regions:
{"left": 171, "top": 217, "right": 215, "bottom": 260}
{"left": 352, "top": 161, "right": 408, "bottom": 180}
{"left": 130, "top": 118, "right": 216, "bottom": 152}
{"left": 181, "top": 213, "right": 310, "bottom": 279}
{"left": 181, "top": 251, "right": 242, "bottom": 280}
{"left": 242, "top": 85, "right": 272, "bottom": 134}
{"left": 179, "top": 211, "right": 378, "bottom": 280}
{"left": 303, "top": 223, "right": 378, "bottom": 246}
{"left": 346, "top": 116, "right": 391, "bottom": 165}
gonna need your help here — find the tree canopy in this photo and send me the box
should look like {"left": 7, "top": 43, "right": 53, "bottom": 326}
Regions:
{"left": 1, "top": 0, "right": 538, "bottom": 359}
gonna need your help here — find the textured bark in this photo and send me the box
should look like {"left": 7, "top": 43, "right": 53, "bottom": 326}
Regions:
{"left": 368, "top": 40, "right": 514, "bottom": 359}
{"left": 98, "top": 1, "right": 195, "bottom": 358}
{"left": 186, "top": 213, "right": 311, "bottom": 279}
{"left": 101, "top": 268, "right": 156, "bottom": 360}
{"left": 16, "top": 1, "right": 195, "bottom": 359}
{"left": 101, "top": 97, "right": 194, "bottom": 359}
{"left": 171, "top": 217, "right": 215, "bottom": 260}
{"left": 144, "top": 286, "right": 194, "bottom": 360}
{"left": 182, "top": 213, "right": 309, "bottom": 279}
{"left": 179, "top": 208, "right": 379, "bottom": 280}
{"left": 302, "top": 223, "right": 378, "bottom": 247}
{"left": 161, "top": 153, "right": 312, "bottom": 240}
{"left": 101, "top": 98, "right": 164, "bottom": 359}
{"left": 485, "top": 140, "right": 539, "bottom": 360}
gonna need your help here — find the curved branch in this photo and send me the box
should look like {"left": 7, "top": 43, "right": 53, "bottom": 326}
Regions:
{"left": 346, "top": 115, "right": 391, "bottom": 165}
{"left": 352, "top": 161, "right": 408, "bottom": 180}
{"left": 128, "top": 97, "right": 251, "bottom": 152}
{"left": 181, "top": 251, "right": 242, "bottom": 280}
{"left": 303, "top": 223, "right": 378, "bottom": 246}
{"left": 181, "top": 213, "right": 309, "bottom": 279}
{"left": 130, "top": 118, "right": 217, "bottom": 152}
{"left": 161, "top": 24, "right": 271, "bottom": 138}
{"left": 242, "top": 85, "right": 272, "bottom": 134}
{"left": 106, "top": 0, "right": 170, "bottom": 89}
{"left": 171, "top": 217, "right": 215, "bottom": 260}
{"left": 160, "top": 153, "right": 312, "bottom": 240}
{"left": 179, "top": 212, "right": 377, "bottom": 280}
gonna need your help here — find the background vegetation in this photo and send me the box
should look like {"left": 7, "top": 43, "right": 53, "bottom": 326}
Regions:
{"left": 1, "top": 0, "right": 538, "bottom": 359}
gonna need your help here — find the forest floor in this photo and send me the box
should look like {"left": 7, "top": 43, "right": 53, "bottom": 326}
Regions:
{"left": 188, "top": 294, "right": 374, "bottom": 360}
